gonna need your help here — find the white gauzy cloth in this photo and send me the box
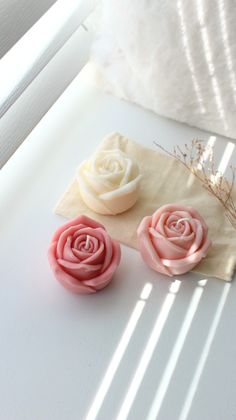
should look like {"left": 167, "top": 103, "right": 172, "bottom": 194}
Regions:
{"left": 91, "top": 0, "right": 236, "bottom": 139}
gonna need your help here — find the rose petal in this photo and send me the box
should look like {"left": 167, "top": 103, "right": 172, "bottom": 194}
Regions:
{"left": 166, "top": 214, "right": 179, "bottom": 225}
{"left": 84, "top": 169, "right": 119, "bottom": 193}
{"left": 120, "top": 158, "right": 132, "bottom": 185}
{"left": 172, "top": 210, "right": 192, "bottom": 219}
{"left": 72, "top": 227, "right": 106, "bottom": 243}
{"left": 149, "top": 228, "right": 187, "bottom": 259}
{"left": 137, "top": 216, "right": 172, "bottom": 276}
{"left": 77, "top": 173, "right": 115, "bottom": 214}
{"left": 97, "top": 228, "right": 113, "bottom": 272}
{"left": 57, "top": 259, "right": 102, "bottom": 280}
{"left": 164, "top": 224, "right": 182, "bottom": 238}
{"left": 151, "top": 204, "right": 198, "bottom": 229}
{"left": 99, "top": 174, "right": 142, "bottom": 200}
{"left": 182, "top": 222, "right": 191, "bottom": 236}
{"left": 63, "top": 236, "right": 79, "bottom": 262}
{"left": 162, "top": 237, "right": 212, "bottom": 269}
{"left": 155, "top": 212, "right": 170, "bottom": 235}
{"left": 167, "top": 232, "right": 195, "bottom": 250}
{"left": 151, "top": 204, "right": 191, "bottom": 228}
{"left": 48, "top": 242, "right": 95, "bottom": 294}
{"left": 58, "top": 224, "right": 103, "bottom": 259}
{"left": 51, "top": 215, "right": 105, "bottom": 243}
{"left": 83, "top": 241, "right": 121, "bottom": 289}
{"left": 73, "top": 236, "right": 99, "bottom": 254}
{"left": 186, "top": 207, "right": 209, "bottom": 231}
{"left": 74, "top": 235, "right": 94, "bottom": 253}
{"left": 165, "top": 218, "right": 194, "bottom": 248}
{"left": 166, "top": 216, "right": 191, "bottom": 235}
{"left": 186, "top": 219, "right": 203, "bottom": 256}
{"left": 80, "top": 242, "right": 105, "bottom": 265}
{"left": 56, "top": 225, "right": 85, "bottom": 259}
{"left": 72, "top": 248, "right": 92, "bottom": 260}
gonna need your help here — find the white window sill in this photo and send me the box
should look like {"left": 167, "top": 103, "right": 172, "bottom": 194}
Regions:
{"left": 0, "top": 62, "right": 235, "bottom": 420}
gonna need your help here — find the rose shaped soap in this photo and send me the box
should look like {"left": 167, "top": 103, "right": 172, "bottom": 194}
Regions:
{"left": 77, "top": 149, "right": 142, "bottom": 215}
{"left": 48, "top": 215, "right": 121, "bottom": 293}
{"left": 137, "top": 204, "right": 211, "bottom": 276}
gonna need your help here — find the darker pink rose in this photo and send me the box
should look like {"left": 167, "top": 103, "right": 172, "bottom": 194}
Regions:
{"left": 137, "top": 204, "right": 211, "bottom": 276}
{"left": 48, "top": 215, "right": 121, "bottom": 293}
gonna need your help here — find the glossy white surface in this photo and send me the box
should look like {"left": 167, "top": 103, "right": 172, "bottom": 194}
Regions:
{"left": 0, "top": 65, "right": 236, "bottom": 420}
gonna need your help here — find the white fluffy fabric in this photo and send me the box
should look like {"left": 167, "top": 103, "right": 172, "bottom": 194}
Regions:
{"left": 91, "top": 0, "right": 236, "bottom": 139}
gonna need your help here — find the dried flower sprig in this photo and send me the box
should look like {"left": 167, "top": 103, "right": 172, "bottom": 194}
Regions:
{"left": 154, "top": 139, "right": 236, "bottom": 230}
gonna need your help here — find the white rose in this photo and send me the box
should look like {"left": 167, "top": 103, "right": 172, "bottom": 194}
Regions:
{"left": 77, "top": 149, "right": 142, "bottom": 215}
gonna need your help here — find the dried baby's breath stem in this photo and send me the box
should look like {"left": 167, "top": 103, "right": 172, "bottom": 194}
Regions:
{"left": 154, "top": 139, "right": 236, "bottom": 230}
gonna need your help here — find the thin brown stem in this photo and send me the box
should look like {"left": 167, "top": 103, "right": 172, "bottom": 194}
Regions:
{"left": 154, "top": 140, "right": 236, "bottom": 230}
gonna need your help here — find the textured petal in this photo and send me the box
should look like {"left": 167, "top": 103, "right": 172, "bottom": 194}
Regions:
{"left": 172, "top": 210, "right": 192, "bottom": 219}
{"left": 81, "top": 242, "right": 105, "bottom": 265}
{"left": 164, "top": 224, "right": 182, "bottom": 238}
{"left": 167, "top": 232, "right": 195, "bottom": 250}
{"left": 56, "top": 225, "right": 85, "bottom": 259}
{"left": 186, "top": 219, "right": 203, "bottom": 256}
{"left": 72, "top": 227, "right": 105, "bottom": 243}
{"left": 73, "top": 235, "right": 99, "bottom": 254}
{"left": 100, "top": 229, "right": 113, "bottom": 272}
{"left": 74, "top": 215, "right": 106, "bottom": 230}
{"left": 72, "top": 248, "right": 92, "bottom": 260}
{"left": 137, "top": 216, "right": 172, "bottom": 276}
{"left": 63, "top": 236, "right": 79, "bottom": 262}
{"left": 155, "top": 212, "right": 170, "bottom": 235}
{"left": 166, "top": 214, "right": 179, "bottom": 224}
{"left": 162, "top": 237, "right": 212, "bottom": 269}
{"left": 77, "top": 174, "right": 113, "bottom": 214}
{"left": 83, "top": 240, "right": 121, "bottom": 289}
{"left": 58, "top": 259, "right": 102, "bottom": 280}
{"left": 51, "top": 214, "right": 105, "bottom": 243}
{"left": 151, "top": 204, "right": 191, "bottom": 228}
{"left": 84, "top": 168, "right": 121, "bottom": 193}
{"left": 99, "top": 174, "right": 142, "bottom": 200}
{"left": 48, "top": 242, "right": 95, "bottom": 294}
{"left": 187, "top": 207, "right": 209, "bottom": 231}
{"left": 149, "top": 228, "right": 187, "bottom": 259}
{"left": 164, "top": 216, "right": 192, "bottom": 238}
{"left": 51, "top": 221, "right": 84, "bottom": 243}
{"left": 182, "top": 221, "right": 191, "bottom": 236}
{"left": 120, "top": 158, "right": 132, "bottom": 185}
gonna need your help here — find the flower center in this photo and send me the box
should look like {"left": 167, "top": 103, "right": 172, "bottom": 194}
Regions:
{"left": 176, "top": 217, "right": 191, "bottom": 227}
{"left": 84, "top": 235, "right": 91, "bottom": 250}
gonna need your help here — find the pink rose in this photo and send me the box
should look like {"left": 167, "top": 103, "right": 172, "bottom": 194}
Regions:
{"left": 137, "top": 204, "right": 211, "bottom": 276}
{"left": 48, "top": 215, "right": 121, "bottom": 294}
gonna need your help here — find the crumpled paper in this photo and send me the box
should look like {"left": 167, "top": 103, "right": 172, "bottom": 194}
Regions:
{"left": 54, "top": 133, "right": 236, "bottom": 281}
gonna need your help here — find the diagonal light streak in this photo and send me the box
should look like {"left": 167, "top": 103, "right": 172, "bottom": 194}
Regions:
{"left": 177, "top": 0, "right": 205, "bottom": 114}
{"left": 196, "top": 0, "right": 228, "bottom": 131}
{"left": 179, "top": 283, "right": 231, "bottom": 420}
{"left": 217, "top": 141, "right": 235, "bottom": 175}
{"left": 217, "top": 0, "right": 236, "bottom": 104}
{"left": 147, "top": 281, "right": 207, "bottom": 420}
{"left": 85, "top": 282, "right": 153, "bottom": 420}
{"left": 116, "top": 280, "right": 181, "bottom": 420}
{"left": 197, "top": 135, "right": 216, "bottom": 170}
